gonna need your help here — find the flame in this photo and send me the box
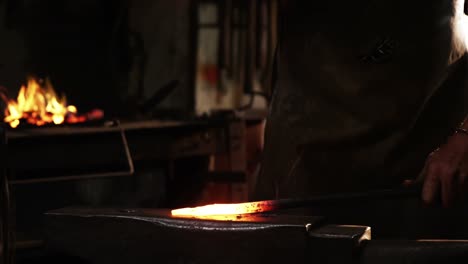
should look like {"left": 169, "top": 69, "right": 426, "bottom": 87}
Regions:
{"left": 2, "top": 77, "right": 81, "bottom": 128}
{"left": 171, "top": 201, "right": 276, "bottom": 220}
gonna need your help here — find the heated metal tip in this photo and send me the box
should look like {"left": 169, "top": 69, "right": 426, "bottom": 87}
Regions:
{"left": 170, "top": 186, "right": 422, "bottom": 219}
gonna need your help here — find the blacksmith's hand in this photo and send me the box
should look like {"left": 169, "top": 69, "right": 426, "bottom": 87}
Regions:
{"left": 419, "top": 128, "right": 468, "bottom": 207}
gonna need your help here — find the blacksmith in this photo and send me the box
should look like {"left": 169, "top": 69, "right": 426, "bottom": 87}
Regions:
{"left": 255, "top": 0, "right": 468, "bottom": 208}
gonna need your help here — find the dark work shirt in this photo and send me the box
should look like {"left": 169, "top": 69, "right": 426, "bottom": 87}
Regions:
{"left": 254, "top": 0, "right": 468, "bottom": 199}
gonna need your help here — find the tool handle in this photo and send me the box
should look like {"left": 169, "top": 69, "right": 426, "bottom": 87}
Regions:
{"left": 271, "top": 186, "right": 422, "bottom": 211}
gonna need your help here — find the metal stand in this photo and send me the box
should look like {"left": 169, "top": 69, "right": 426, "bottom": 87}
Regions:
{"left": 0, "top": 124, "right": 12, "bottom": 264}
{"left": 10, "top": 120, "right": 135, "bottom": 185}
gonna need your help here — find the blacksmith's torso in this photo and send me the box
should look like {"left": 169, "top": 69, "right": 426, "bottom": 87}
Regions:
{"left": 254, "top": 0, "right": 468, "bottom": 199}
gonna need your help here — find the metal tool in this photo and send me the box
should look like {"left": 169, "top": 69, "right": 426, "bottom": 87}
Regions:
{"left": 140, "top": 80, "right": 179, "bottom": 114}
{"left": 172, "top": 186, "right": 422, "bottom": 217}
{"left": 266, "top": 186, "right": 422, "bottom": 212}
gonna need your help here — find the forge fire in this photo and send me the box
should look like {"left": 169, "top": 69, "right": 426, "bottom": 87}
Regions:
{"left": 1, "top": 77, "right": 101, "bottom": 128}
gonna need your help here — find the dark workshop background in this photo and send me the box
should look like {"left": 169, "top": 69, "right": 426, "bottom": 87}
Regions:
{"left": 0, "top": 0, "right": 194, "bottom": 116}
{"left": 0, "top": 0, "right": 273, "bottom": 117}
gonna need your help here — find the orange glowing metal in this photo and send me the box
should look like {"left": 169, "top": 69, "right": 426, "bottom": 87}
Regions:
{"left": 2, "top": 77, "right": 83, "bottom": 128}
{"left": 171, "top": 201, "right": 275, "bottom": 218}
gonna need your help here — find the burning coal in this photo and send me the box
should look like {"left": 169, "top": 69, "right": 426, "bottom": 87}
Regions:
{"left": 1, "top": 77, "right": 102, "bottom": 128}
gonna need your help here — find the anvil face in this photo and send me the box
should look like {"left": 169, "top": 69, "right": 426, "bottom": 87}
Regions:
{"left": 45, "top": 207, "right": 468, "bottom": 264}
{"left": 45, "top": 208, "right": 326, "bottom": 264}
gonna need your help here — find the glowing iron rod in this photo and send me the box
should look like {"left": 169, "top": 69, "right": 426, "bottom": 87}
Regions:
{"left": 171, "top": 187, "right": 421, "bottom": 217}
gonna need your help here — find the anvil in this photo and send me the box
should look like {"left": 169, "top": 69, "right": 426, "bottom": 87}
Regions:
{"left": 44, "top": 207, "right": 468, "bottom": 264}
